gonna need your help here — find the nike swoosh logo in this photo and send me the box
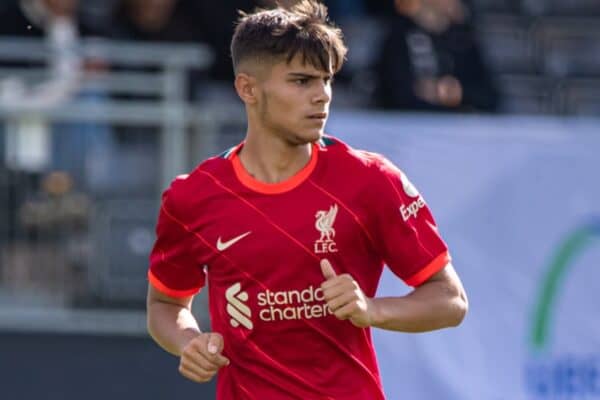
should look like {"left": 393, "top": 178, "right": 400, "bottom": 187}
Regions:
{"left": 216, "top": 231, "right": 252, "bottom": 251}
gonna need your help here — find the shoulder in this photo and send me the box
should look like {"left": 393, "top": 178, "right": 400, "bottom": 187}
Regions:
{"left": 319, "top": 135, "right": 411, "bottom": 205}
{"left": 161, "top": 150, "right": 233, "bottom": 215}
{"left": 167, "top": 156, "right": 226, "bottom": 193}
{"left": 320, "top": 134, "right": 401, "bottom": 177}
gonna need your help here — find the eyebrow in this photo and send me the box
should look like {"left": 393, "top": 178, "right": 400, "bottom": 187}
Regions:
{"left": 287, "top": 72, "right": 332, "bottom": 79}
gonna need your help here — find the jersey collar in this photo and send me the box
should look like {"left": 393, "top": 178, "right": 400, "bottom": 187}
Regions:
{"left": 229, "top": 142, "right": 319, "bottom": 194}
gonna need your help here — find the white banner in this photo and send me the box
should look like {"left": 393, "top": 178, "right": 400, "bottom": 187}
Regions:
{"left": 328, "top": 113, "right": 600, "bottom": 400}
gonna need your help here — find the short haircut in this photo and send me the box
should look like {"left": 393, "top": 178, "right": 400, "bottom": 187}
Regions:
{"left": 230, "top": 0, "right": 347, "bottom": 75}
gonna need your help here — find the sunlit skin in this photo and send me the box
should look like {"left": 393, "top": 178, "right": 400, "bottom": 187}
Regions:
{"left": 233, "top": 54, "right": 333, "bottom": 184}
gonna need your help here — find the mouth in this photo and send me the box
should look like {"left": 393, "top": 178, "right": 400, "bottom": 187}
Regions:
{"left": 307, "top": 113, "right": 328, "bottom": 120}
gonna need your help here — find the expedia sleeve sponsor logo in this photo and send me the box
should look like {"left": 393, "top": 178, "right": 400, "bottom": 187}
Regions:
{"left": 397, "top": 171, "right": 426, "bottom": 221}
{"left": 400, "top": 197, "right": 426, "bottom": 221}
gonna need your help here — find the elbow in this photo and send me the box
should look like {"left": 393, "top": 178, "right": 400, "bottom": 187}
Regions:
{"left": 146, "top": 307, "right": 155, "bottom": 339}
{"left": 449, "top": 290, "right": 468, "bottom": 327}
{"left": 146, "top": 312, "right": 154, "bottom": 337}
{"left": 146, "top": 300, "right": 159, "bottom": 341}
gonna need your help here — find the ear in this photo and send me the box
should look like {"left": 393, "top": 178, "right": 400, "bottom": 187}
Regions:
{"left": 234, "top": 73, "right": 258, "bottom": 105}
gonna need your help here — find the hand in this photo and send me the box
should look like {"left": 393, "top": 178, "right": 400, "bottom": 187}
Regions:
{"left": 320, "top": 259, "right": 374, "bottom": 328}
{"left": 179, "top": 332, "right": 230, "bottom": 383}
{"left": 436, "top": 75, "right": 462, "bottom": 107}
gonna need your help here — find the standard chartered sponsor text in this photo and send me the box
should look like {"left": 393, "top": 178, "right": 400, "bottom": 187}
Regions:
{"left": 257, "top": 285, "right": 333, "bottom": 322}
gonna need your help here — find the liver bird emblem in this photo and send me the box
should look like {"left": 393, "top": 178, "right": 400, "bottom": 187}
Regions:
{"left": 315, "top": 204, "right": 338, "bottom": 242}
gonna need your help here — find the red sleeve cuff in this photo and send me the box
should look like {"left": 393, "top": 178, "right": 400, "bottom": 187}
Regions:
{"left": 404, "top": 251, "right": 451, "bottom": 287}
{"left": 148, "top": 269, "right": 201, "bottom": 298}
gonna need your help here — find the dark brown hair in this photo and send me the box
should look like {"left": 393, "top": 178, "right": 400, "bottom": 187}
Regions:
{"left": 230, "top": 0, "right": 347, "bottom": 75}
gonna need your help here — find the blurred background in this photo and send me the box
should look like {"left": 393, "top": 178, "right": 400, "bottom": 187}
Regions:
{"left": 0, "top": 0, "right": 598, "bottom": 399}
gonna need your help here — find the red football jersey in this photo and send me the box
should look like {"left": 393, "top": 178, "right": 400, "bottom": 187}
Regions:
{"left": 148, "top": 136, "right": 450, "bottom": 399}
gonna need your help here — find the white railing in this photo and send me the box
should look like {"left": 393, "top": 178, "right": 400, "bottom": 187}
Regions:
{"left": 0, "top": 37, "right": 228, "bottom": 324}
{"left": 0, "top": 37, "right": 217, "bottom": 189}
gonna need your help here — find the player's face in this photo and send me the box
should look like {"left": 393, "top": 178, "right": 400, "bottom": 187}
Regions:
{"left": 257, "top": 55, "right": 333, "bottom": 145}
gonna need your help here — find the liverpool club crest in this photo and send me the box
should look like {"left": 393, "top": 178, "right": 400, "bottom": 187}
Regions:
{"left": 314, "top": 204, "right": 338, "bottom": 254}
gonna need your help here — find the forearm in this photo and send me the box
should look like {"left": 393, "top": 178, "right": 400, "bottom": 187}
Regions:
{"left": 369, "top": 280, "right": 468, "bottom": 332}
{"left": 147, "top": 301, "right": 202, "bottom": 356}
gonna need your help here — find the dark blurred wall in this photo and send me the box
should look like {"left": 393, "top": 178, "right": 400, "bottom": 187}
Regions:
{"left": 0, "top": 331, "right": 216, "bottom": 400}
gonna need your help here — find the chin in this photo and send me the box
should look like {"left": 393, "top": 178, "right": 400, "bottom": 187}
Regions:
{"left": 305, "top": 128, "right": 324, "bottom": 142}
{"left": 309, "top": 132, "right": 324, "bottom": 143}
{"left": 288, "top": 130, "right": 322, "bottom": 146}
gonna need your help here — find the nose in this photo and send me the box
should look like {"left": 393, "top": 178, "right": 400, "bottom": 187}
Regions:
{"left": 312, "top": 80, "right": 331, "bottom": 104}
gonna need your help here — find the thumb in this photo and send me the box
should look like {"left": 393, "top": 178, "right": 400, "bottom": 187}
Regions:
{"left": 207, "top": 333, "right": 224, "bottom": 355}
{"left": 320, "top": 258, "right": 337, "bottom": 280}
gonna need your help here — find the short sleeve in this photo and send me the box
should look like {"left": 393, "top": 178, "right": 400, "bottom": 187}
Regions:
{"left": 148, "top": 184, "right": 206, "bottom": 297}
{"left": 369, "top": 156, "right": 450, "bottom": 287}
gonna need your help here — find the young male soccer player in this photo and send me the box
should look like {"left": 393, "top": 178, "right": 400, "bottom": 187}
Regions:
{"left": 146, "top": 1, "right": 468, "bottom": 399}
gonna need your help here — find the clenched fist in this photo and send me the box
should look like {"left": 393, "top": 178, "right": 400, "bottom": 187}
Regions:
{"left": 179, "top": 332, "right": 230, "bottom": 383}
{"left": 320, "top": 259, "right": 374, "bottom": 328}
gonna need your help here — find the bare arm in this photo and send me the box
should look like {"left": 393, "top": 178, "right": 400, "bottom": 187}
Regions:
{"left": 146, "top": 285, "right": 229, "bottom": 383}
{"left": 146, "top": 285, "right": 202, "bottom": 356}
{"left": 321, "top": 260, "right": 468, "bottom": 332}
{"left": 369, "top": 263, "right": 468, "bottom": 332}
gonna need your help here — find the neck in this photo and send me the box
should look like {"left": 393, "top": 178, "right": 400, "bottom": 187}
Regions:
{"left": 238, "top": 130, "right": 313, "bottom": 184}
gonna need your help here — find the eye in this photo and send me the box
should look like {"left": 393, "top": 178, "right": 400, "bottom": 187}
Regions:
{"left": 295, "top": 78, "right": 309, "bottom": 86}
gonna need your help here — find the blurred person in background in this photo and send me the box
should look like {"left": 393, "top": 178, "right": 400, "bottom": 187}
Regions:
{"left": 0, "top": 0, "right": 84, "bottom": 246}
{"left": 0, "top": 0, "right": 114, "bottom": 188}
{"left": 0, "top": 0, "right": 84, "bottom": 107}
{"left": 94, "top": 0, "right": 202, "bottom": 197}
{"left": 0, "top": 0, "right": 112, "bottom": 281}
{"left": 185, "top": 0, "right": 254, "bottom": 93}
{"left": 15, "top": 170, "right": 91, "bottom": 300}
{"left": 108, "top": 0, "right": 198, "bottom": 43}
{"left": 146, "top": 1, "right": 468, "bottom": 399}
{"left": 106, "top": 0, "right": 203, "bottom": 97}
{"left": 373, "top": 0, "right": 500, "bottom": 111}
{"left": 0, "top": 0, "right": 80, "bottom": 37}
{"left": 108, "top": 0, "right": 251, "bottom": 81}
